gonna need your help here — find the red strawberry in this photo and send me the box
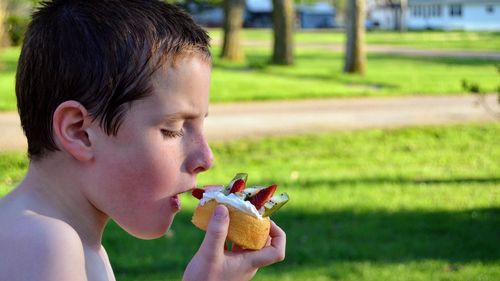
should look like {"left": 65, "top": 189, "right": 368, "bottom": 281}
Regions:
{"left": 229, "top": 178, "right": 246, "bottom": 193}
{"left": 249, "top": 184, "right": 277, "bottom": 210}
{"left": 191, "top": 188, "right": 205, "bottom": 200}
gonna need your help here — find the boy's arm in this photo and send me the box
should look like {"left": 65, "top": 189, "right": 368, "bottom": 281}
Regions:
{"left": 183, "top": 205, "right": 286, "bottom": 281}
{"left": 0, "top": 222, "right": 88, "bottom": 281}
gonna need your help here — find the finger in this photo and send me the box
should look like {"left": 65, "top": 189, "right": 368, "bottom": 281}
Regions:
{"left": 248, "top": 221, "right": 287, "bottom": 268}
{"left": 269, "top": 220, "right": 286, "bottom": 249}
{"left": 199, "top": 205, "right": 230, "bottom": 256}
{"left": 264, "top": 236, "right": 271, "bottom": 247}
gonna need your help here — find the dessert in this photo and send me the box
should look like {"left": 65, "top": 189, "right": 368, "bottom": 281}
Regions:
{"left": 191, "top": 173, "right": 289, "bottom": 250}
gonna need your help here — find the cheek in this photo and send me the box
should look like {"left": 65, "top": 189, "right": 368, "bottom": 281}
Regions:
{"left": 91, "top": 137, "right": 182, "bottom": 209}
{"left": 90, "top": 147, "right": 182, "bottom": 238}
{"left": 114, "top": 146, "right": 181, "bottom": 198}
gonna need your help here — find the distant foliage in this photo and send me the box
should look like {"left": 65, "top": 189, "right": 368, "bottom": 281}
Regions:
{"left": 6, "top": 14, "right": 30, "bottom": 46}
{"left": 461, "top": 79, "right": 480, "bottom": 94}
{"left": 0, "top": 1, "right": 8, "bottom": 47}
{"left": 462, "top": 64, "right": 500, "bottom": 119}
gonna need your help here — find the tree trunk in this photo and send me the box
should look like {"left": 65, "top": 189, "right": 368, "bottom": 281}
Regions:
{"left": 221, "top": 0, "right": 245, "bottom": 62}
{"left": 333, "top": 0, "right": 347, "bottom": 27}
{"left": 0, "top": 1, "right": 8, "bottom": 47}
{"left": 344, "top": 0, "right": 366, "bottom": 75}
{"left": 272, "top": 0, "right": 294, "bottom": 65}
{"left": 399, "top": 0, "right": 408, "bottom": 32}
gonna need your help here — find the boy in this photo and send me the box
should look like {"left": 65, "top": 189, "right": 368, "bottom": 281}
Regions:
{"left": 0, "top": 0, "right": 286, "bottom": 280}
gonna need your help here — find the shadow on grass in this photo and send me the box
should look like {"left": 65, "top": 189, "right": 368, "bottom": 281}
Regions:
{"left": 212, "top": 51, "right": 496, "bottom": 94}
{"left": 213, "top": 55, "right": 400, "bottom": 93}
{"left": 104, "top": 206, "right": 499, "bottom": 279}
{"left": 212, "top": 51, "right": 496, "bottom": 73}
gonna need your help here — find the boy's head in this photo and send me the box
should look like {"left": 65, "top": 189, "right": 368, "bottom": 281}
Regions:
{"left": 16, "top": 0, "right": 211, "bottom": 160}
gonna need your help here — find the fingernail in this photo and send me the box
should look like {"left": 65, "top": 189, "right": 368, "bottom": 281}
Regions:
{"left": 214, "top": 205, "right": 227, "bottom": 220}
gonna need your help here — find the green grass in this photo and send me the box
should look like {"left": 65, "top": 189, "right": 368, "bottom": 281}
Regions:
{"left": 210, "top": 47, "right": 499, "bottom": 102}
{"left": 0, "top": 47, "right": 17, "bottom": 110}
{"left": 2, "top": 45, "right": 498, "bottom": 110}
{"left": 208, "top": 29, "right": 500, "bottom": 52}
{"left": 0, "top": 152, "right": 26, "bottom": 196}
{"left": 1, "top": 123, "right": 499, "bottom": 280}
{"left": 365, "top": 31, "right": 500, "bottom": 51}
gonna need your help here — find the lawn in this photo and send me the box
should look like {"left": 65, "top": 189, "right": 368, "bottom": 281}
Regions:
{"left": 210, "top": 48, "right": 498, "bottom": 102}
{"left": 207, "top": 29, "right": 500, "bottom": 52}
{"left": 0, "top": 47, "right": 17, "bottom": 110}
{"left": 1, "top": 44, "right": 499, "bottom": 110}
{"left": 1, "top": 123, "right": 499, "bottom": 280}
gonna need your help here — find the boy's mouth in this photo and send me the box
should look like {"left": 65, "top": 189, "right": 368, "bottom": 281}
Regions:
{"left": 170, "top": 185, "right": 197, "bottom": 211}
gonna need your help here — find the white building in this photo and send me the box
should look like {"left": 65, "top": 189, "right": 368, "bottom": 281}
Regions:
{"left": 407, "top": 0, "right": 500, "bottom": 31}
{"left": 369, "top": 0, "right": 500, "bottom": 31}
{"left": 368, "top": 2, "right": 402, "bottom": 30}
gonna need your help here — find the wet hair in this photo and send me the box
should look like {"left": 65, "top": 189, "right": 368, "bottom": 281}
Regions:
{"left": 16, "top": 0, "right": 211, "bottom": 160}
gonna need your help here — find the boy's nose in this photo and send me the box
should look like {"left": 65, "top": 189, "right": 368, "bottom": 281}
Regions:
{"left": 187, "top": 136, "right": 214, "bottom": 174}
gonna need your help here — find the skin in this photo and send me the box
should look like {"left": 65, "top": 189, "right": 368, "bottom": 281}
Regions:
{"left": 184, "top": 206, "right": 286, "bottom": 281}
{"left": 0, "top": 56, "right": 286, "bottom": 281}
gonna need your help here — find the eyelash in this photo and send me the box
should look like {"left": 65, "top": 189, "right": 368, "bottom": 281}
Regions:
{"left": 161, "top": 128, "right": 185, "bottom": 139}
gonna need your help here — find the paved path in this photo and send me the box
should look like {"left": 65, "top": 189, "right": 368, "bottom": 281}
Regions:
{"left": 1, "top": 94, "right": 498, "bottom": 151}
{"left": 204, "top": 94, "right": 498, "bottom": 141}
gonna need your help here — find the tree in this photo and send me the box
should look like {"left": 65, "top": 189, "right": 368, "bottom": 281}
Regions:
{"left": 220, "top": 0, "right": 245, "bottom": 61}
{"left": 333, "top": 0, "right": 347, "bottom": 26}
{"left": 0, "top": 1, "right": 9, "bottom": 47}
{"left": 462, "top": 64, "right": 500, "bottom": 120}
{"left": 343, "top": 0, "right": 366, "bottom": 75}
{"left": 399, "top": 0, "right": 407, "bottom": 32}
{"left": 271, "top": 0, "right": 294, "bottom": 65}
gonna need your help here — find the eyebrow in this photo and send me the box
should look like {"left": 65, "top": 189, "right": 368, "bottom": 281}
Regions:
{"left": 158, "top": 111, "right": 209, "bottom": 123}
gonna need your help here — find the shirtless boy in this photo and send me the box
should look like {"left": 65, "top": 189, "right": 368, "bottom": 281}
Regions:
{"left": 0, "top": 1, "right": 286, "bottom": 280}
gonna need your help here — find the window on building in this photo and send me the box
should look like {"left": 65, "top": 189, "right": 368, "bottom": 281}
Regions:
{"left": 450, "top": 4, "right": 462, "bottom": 17}
{"left": 486, "top": 5, "right": 494, "bottom": 14}
{"left": 436, "top": 4, "right": 442, "bottom": 16}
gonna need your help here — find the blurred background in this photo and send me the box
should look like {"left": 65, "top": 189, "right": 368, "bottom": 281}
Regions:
{"left": 0, "top": 0, "right": 499, "bottom": 280}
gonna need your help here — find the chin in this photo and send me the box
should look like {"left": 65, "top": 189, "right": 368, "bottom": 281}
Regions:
{"left": 120, "top": 214, "right": 176, "bottom": 240}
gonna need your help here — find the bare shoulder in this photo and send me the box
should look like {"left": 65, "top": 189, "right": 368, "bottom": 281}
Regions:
{"left": 0, "top": 211, "right": 88, "bottom": 281}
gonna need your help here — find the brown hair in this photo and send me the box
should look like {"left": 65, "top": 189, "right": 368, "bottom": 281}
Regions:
{"left": 16, "top": 0, "right": 211, "bottom": 160}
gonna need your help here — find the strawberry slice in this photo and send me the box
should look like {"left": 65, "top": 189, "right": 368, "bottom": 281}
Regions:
{"left": 229, "top": 178, "right": 246, "bottom": 193}
{"left": 191, "top": 188, "right": 205, "bottom": 200}
{"left": 224, "top": 173, "right": 248, "bottom": 194}
{"left": 249, "top": 184, "right": 277, "bottom": 210}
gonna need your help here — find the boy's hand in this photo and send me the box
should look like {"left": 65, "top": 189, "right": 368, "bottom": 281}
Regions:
{"left": 183, "top": 205, "right": 286, "bottom": 281}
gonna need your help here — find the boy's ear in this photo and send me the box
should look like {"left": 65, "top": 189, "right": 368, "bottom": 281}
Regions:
{"left": 52, "top": 101, "right": 94, "bottom": 162}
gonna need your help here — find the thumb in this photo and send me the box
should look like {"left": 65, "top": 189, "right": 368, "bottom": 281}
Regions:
{"left": 200, "top": 204, "right": 230, "bottom": 254}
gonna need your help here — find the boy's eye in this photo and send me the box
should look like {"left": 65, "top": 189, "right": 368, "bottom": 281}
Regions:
{"left": 161, "top": 128, "right": 184, "bottom": 138}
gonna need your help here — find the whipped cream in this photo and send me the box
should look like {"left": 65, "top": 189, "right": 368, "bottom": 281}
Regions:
{"left": 199, "top": 187, "right": 263, "bottom": 219}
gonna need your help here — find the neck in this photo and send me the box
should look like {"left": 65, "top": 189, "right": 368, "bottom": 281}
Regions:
{"left": 14, "top": 155, "right": 108, "bottom": 248}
